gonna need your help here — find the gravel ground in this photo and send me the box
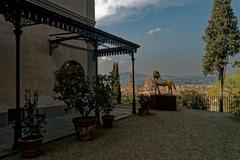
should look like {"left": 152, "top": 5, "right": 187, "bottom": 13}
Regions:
{"left": 3, "top": 109, "right": 240, "bottom": 160}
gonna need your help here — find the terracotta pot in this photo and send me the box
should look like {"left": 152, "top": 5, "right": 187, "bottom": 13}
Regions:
{"left": 72, "top": 116, "right": 97, "bottom": 141}
{"left": 102, "top": 115, "right": 115, "bottom": 128}
{"left": 18, "top": 135, "right": 43, "bottom": 158}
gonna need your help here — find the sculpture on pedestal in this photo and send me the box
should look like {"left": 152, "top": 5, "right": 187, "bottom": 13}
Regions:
{"left": 153, "top": 70, "right": 176, "bottom": 95}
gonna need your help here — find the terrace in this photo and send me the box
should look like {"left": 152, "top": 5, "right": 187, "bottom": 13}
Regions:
{"left": 0, "top": 0, "right": 139, "bottom": 151}
{"left": 0, "top": 105, "right": 132, "bottom": 157}
{"left": 1, "top": 0, "right": 240, "bottom": 159}
{"left": 2, "top": 108, "right": 240, "bottom": 160}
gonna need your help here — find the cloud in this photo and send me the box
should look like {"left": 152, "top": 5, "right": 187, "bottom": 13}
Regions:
{"left": 183, "top": 56, "right": 188, "bottom": 59}
{"left": 147, "top": 27, "right": 173, "bottom": 34}
{"left": 101, "top": 57, "right": 113, "bottom": 61}
{"left": 119, "top": 60, "right": 125, "bottom": 64}
{"left": 95, "top": 0, "right": 198, "bottom": 25}
{"left": 147, "top": 27, "right": 163, "bottom": 34}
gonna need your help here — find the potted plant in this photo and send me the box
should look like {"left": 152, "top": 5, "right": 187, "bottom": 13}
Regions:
{"left": 101, "top": 103, "right": 115, "bottom": 128}
{"left": 53, "top": 64, "right": 96, "bottom": 141}
{"left": 138, "top": 94, "right": 150, "bottom": 115}
{"left": 93, "top": 75, "right": 116, "bottom": 128}
{"left": 18, "top": 89, "right": 47, "bottom": 158}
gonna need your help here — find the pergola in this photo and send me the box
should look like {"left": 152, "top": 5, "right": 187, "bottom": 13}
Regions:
{"left": 0, "top": 0, "right": 140, "bottom": 148}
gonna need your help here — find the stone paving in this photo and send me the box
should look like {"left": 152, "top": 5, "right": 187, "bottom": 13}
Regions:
{"left": 3, "top": 109, "right": 240, "bottom": 160}
{"left": 0, "top": 106, "right": 132, "bottom": 157}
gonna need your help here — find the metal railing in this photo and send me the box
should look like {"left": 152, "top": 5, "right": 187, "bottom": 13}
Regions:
{"left": 178, "top": 95, "right": 240, "bottom": 113}
{"left": 204, "top": 96, "right": 240, "bottom": 113}
{"left": 122, "top": 95, "right": 240, "bottom": 113}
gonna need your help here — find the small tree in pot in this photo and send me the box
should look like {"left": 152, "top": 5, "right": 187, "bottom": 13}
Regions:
{"left": 19, "top": 89, "right": 47, "bottom": 158}
{"left": 101, "top": 102, "right": 115, "bottom": 128}
{"left": 138, "top": 94, "right": 150, "bottom": 115}
{"left": 53, "top": 63, "right": 96, "bottom": 141}
{"left": 92, "top": 75, "right": 116, "bottom": 128}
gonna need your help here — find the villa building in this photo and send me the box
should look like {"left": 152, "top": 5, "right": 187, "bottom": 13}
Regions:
{"left": 0, "top": 0, "right": 96, "bottom": 109}
{"left": 0, "top": 0, "right": 140, "bottom": 147}
{"left": 0, "top": 0, "right": 140, "bottom": 110}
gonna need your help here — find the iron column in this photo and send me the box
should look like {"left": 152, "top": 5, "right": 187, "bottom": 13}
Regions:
{"left": 95, "top": 41, "right": 98, "bottom": 76}
{"left": 94, "top": 41, "right": 100, "bottom": 125}
{"left": 131, "top": 52, "right": 136, "bottom": 114}
{"left": 13, "top": 0, "right": 22, "bottom": 149}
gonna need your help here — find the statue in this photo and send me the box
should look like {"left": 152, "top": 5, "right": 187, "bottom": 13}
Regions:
{"left": 153, "top": 70, "right": 176, "bottom": 95}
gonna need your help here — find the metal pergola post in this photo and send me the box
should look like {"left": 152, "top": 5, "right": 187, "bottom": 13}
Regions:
{"left": 94, "top": 41, "right": 101, "bottom": 125}
{"left": 95, "top": 42, "right": 98, "bottom": 77}
{"left": 13, "top": 0, "right": 22, "bottom": 149}
{"left": 131, "top": 52, "right": 136, "bottom": 114}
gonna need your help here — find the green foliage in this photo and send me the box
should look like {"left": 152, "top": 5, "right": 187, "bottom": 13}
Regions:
{"left": 225, "top": 69, "right": 240, "bottom": 95}
{"left": 202, "top": 0, "right": 240, "bottom": 111}
{"left": 209, "top": 80, "right": 221, "bottom": 96}
{"left": 53, "top": 65, "right": 95, "bottom": 117}
{"left": 210, "top": 68, "right": 240, "bottom": 96}
{"left": 22, "top": 90, "right": 47, "bottom": 137}
{"left": 92, "top": 75, "right": 116, "bottom": 116}
{"left": 110, "top": 62, "right": 122, "bottom": 104}
{"left": 230, "top": 96, "right": 240, "bottom": 114}
{"left": 203, "top": 0, "right": 240, "bottom": 75}
{"left": 234, "top": 111, "right": 240, "bottom": 119}
{"left": 121, "top": 96, "right": 132, "bottom": 105}
{"left": 180, "top": 90, "right": 209, "bottom": 110}
{"left": 116, "top": 63, "right": 122, "bottom": 104}
{"left": 206, "top": 69, "right": 240, "bottom": 114}
{"left": 138, "top": 95, "right": 149, "bottom": 109}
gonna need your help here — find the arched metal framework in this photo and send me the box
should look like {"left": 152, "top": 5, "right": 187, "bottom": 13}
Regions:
{"left": 0, "top": 0, "right": 140, "bottom": 148}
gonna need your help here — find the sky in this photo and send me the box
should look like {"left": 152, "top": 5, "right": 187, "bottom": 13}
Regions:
{"left": 96, "top": 0, "right": 240, "bottom": 76}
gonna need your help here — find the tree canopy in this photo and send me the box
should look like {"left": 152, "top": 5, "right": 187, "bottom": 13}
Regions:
{"left": 203, "top": 0, "right": 240, "bottom": 76}
{"left": 202, "top": 0, "right": 240, "bottom": 112}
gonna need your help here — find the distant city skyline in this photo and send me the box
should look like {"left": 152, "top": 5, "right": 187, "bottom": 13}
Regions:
{"left": 96, "top": 0, "right": 240, "bottom": 76}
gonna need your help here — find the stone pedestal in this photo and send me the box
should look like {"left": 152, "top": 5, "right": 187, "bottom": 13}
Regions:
{"left": 150, "top": 95, "right": 176, "bottom": 111}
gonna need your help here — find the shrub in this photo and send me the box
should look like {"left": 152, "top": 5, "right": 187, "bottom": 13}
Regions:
{"left": 233, "top": 109, "right": 240, "bottom": 119}
{"left": 22, "top": 90, "right": 47, "bottom": 137}
{"left": 53, "top": 65, "right": 95, "bottom": 117}
{"left": 180, "top": 90, "right": 209, "bottom": 110}
{"left": 92, "top": 75, "right": 116, "bottom": 116}
{"left": 231, "top": 96, "right": 240, "bottom": 118}
{"left": 138, "top": 94, "right": 149, "bottom": 109}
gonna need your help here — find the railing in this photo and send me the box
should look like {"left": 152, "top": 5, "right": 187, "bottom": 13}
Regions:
{"left": 203, "top": 96, "right": 240, "bottom": 113}
{"left": 121, "top": 95, "right": 240, "bottom": 113}
{"left": 177, "top": 95, "right": 240, "bottom": 113}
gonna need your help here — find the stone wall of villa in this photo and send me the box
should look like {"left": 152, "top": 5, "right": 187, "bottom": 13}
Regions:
{"left": 50, "top": 0, "right": 95, "bottom": 21}
{"left": 0, "top": 0, "right": 96, "bottom": 110}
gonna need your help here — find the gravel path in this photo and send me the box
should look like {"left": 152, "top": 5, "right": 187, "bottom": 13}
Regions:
{"left": 3, "top": 110, "right": 240, "bottom": 160}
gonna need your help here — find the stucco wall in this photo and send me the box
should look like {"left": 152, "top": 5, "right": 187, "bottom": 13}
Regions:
{"left": 0, "top": 0, "right": 96, "bottom": 111}
{"left": 49, "top": 0, "right": 95, "bottom": 21}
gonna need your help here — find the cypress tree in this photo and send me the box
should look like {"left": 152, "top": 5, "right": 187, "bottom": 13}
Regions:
{"left": 112, "top": 62, "right": 116, "bottom": 77}
{"left": 202, "top": 0, "right": 240, "bottom": 112}
{"left": 110, "top": 62, "right": 117, "bottom": 101}
{"left": 110, "top": 62, "right": 122, "bottom": 104}
{"left": 115, "top": 62, "right": 122, "bottom": 104}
